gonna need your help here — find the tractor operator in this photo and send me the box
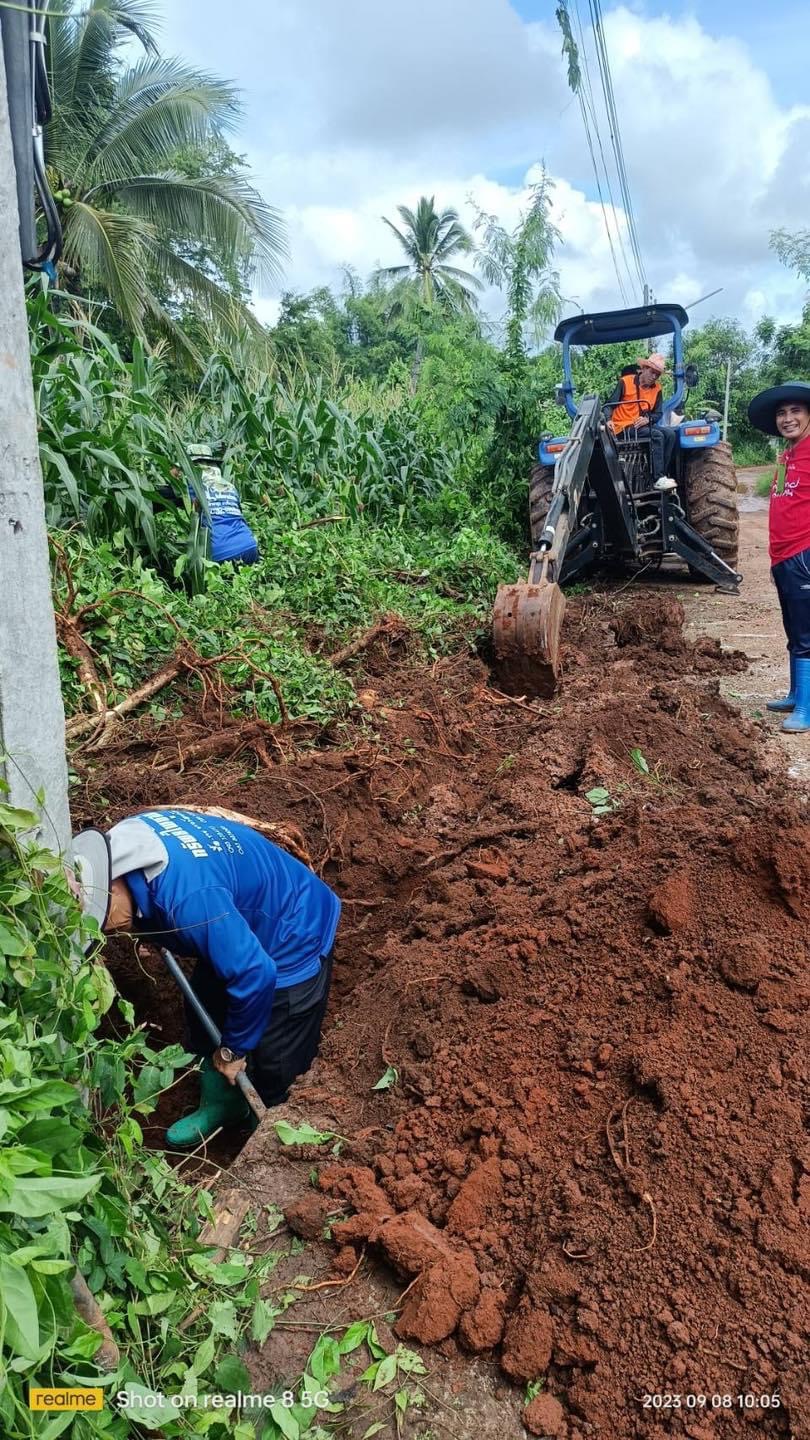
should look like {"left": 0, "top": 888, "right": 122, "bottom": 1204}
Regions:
{"left": 748, "top": 380, "right": 810, "bottom": 731}
{"left": 606, "top": 353, "right": 677, "bottom": 481}
{"left": 69, "top": 808, "right": 341, "bottom": 1147}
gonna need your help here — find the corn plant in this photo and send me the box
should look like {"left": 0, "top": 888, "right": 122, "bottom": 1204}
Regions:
{"left": 198, "top": 352, "right": 455, "bottom": 522}
{"left": 29, "top": 289, "right": 207, "bottom": 586}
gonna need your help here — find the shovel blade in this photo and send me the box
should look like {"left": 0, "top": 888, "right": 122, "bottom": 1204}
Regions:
{"left": 492, "top": 580, "right": 566, "bottom": 698}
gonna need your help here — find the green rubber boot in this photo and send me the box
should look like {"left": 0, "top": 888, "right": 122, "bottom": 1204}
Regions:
{"left": 166, "top": 1058, "right": 250, "bottom": 1148}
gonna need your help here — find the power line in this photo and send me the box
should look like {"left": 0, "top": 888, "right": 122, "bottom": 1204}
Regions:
{"left": 587, "top": 0, "right": 648, "bottom": 298}
{"left": 570, "top": 0, "right": 636, "bottom": 305}
{"left": 589, "top": 0, "right": 645, "bottom": 289}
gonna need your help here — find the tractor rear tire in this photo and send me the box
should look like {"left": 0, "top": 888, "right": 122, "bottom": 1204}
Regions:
{"left": 683, "top": 441, "right": 739, "bottom": 575}
{"left": 529, "top": 463, "right": 555, "bottom": 548}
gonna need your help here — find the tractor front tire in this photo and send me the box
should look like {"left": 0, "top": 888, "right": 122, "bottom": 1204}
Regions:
{"left": 529, "top": 463, "right": 555, "bottom": 548}
{"left": 683, "top": 441, "right": 739, "bottom": 575}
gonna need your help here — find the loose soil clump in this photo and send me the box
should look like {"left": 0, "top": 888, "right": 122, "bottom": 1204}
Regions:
{"left": 76, "top": 594, "right": 808, "bottom": 1440}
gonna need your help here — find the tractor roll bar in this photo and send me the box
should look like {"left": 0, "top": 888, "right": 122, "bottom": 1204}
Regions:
{"left": 554, "top": 304, "right": 689, "bottom": 423}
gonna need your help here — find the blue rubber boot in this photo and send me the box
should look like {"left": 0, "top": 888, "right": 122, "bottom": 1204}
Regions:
{"left": 782, "top": 657, "right": 810, "bottom": 732}
{"left": 767, "top": 654, "right": 797, "bottom": 712}
{"left": 165, "top": 1057, "right": 249, "bottom": 1148}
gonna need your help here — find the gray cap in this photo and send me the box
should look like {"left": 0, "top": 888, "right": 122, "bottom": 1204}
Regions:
{"left": 69, "top": 829, "right": 112, "bottom": 937}
{"left": 69, "top": 817, "right": 169, "bottom": 948}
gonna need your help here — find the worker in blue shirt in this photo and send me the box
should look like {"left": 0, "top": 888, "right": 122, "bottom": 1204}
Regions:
{"left": 162, "top": 443, "right": 259, "bottom": 568}
{"left": 187, "top": 442, "right": 259, "bottom": 566}
{"left": 70, "top": 808, "right": 340, "bottom": 1147}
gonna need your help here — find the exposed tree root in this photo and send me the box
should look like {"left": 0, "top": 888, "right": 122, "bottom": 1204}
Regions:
{"left": 52, "top": 548, "right": 289, "bottom": 751}
{"left": 327, "top": 614, "right": 409, "bottom": 668}
{"left": 606, "top": 1099, "right": 659, "bottom": 1254}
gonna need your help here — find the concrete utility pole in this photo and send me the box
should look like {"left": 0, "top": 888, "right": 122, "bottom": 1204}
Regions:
{"left": 722, "top": 357, "right": 732, "bottom": 443}
{"left": 0, "top": 28, "right": 70, "bottom": 852}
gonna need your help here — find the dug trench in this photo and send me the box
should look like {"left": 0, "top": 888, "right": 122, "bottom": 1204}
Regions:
{"left": 72, "top": 593, "right": 809, "bottom": 1440}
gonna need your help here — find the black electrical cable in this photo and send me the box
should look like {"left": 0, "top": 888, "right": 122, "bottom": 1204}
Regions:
{"left": 28, "top": 0, "right": 62, "bottom": 268}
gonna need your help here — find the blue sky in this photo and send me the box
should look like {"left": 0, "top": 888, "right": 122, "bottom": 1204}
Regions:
{"left": 161, "top": 0, "right": 808, "bottom": 330}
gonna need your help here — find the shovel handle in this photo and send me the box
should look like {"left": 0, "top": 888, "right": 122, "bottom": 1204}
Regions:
{"left": 234, "top": 1070, "right": 266, "bottom": 1120}
{"left": 160, "top": 948, "right": 267, "bottom": 1122}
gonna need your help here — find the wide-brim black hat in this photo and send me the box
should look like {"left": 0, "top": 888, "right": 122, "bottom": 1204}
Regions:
{"left": 748, "top": 382, "right": 810, "bottom": 436}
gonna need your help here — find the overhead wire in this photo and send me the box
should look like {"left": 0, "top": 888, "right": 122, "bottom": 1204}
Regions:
{"left": 587, "top": 0, "right": 647, "bottom": 298}
{"left": 570, "top": 0, "right": 635, "bottom": 306}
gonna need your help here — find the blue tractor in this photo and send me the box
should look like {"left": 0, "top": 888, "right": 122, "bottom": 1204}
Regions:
{"left": 493, "top": 303, "right": 741, "bottom": 695}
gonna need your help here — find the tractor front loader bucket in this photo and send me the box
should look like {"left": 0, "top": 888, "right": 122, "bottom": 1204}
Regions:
{"left": 492, "top": 578, "right": 566, "bottom": 697}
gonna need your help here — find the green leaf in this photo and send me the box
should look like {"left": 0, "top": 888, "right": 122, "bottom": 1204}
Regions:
{"left": 209, "top": 1298, "right": 238, "bottom": 1339}
{"left": 371, "top": 1065, "right": 399, "bottom": 1091}
{"left": 251, "top": 1297, "right": 277, "bottom": 1345}
{"left": 0, "top": 1258, "right": 40, "bottom": 1359}
{"left": 0, "top": 802, "right": 39, "bottom": 832}
{"left": 372, "top": 1351, "right": 398, "bottom": 1391}
{"left": 362, "top": 1426, "right": 387, "bottom": 1438}
{"left": 214, "top": 1352, "right": 250, "bottom": 1392}
{"left": 0, "top": 920, "right": 29, "bottom": 957}
{"left": 268, "top": 1402, "right": 300, "bottom": 1440}
{"left": 0, "top": 1173, "right": 99, "bottom": 1217}
{"left": 117, "top": 1383, "right": 166, "bottom": 1430}
{"left": 394, "top": 1344, "right": 426, "bottom": 1375}
{"left": 630, "top": 747, "right": 650, "bottom": 774}
{"left": 274, "top": 1120, "right": 335, "bottom": 1147}
{"left": 37, "top": 1413, "right": 76, "bottom": 1440}
{"left": 0, "top": 1079, "right": 79, "bottom": 1112}
{"left": 191, "top": 1334, "right": 216, "bottom": 1377}
{"left": 584, "top": 787, "right": 610, "bottom": 804}
{"left": 131, "top": 1291, "right": 176, "bottom": 1316}
{"left": 338, "top": 1319, "right": 371, "bottom": 1355}
{"left": 188, "top": 1252, "right": 250, "bottom": 1285}
{"left": 308, "top": 1334, "right": 341, "bottom": 1385}
{"left": 17, "top": 1118, "right": 81, "bottom": 1157}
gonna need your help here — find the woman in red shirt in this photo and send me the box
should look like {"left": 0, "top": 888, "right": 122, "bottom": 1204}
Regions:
{"left": 748, "top": 381, "right": 810, "bottom": 730}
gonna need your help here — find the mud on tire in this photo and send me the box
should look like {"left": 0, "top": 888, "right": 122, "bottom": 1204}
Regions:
{"left": 529, "top": 462, "right": 555, "bottom": 548}
{"left": 683, "top": 440, "right": 739, "bottom": 572}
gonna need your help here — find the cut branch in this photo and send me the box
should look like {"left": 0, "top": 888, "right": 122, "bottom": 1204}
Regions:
{"left": 66, "top": 653, "right": 184, "bottom": 745}
{"left": 57, "top": 615, "right": 107, "bottom": 715}
{"left": 327, "top": 614, "right": 408, "bottom": 669}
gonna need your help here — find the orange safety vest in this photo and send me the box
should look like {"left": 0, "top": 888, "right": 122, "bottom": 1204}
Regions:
{"left": 610, "top": 372, "right": 661, "bottom": 435}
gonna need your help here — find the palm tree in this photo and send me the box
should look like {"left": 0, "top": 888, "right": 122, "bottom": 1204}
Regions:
{"left": 44, "top": 0, "right": 287, "bottom": 350}
{"left": 376, "top": 196, "right": 481, "bottom": 318}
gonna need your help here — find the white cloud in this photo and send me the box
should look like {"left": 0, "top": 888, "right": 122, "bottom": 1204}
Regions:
{"left": 163, "top": 0, "right": 808, "bottom": 330}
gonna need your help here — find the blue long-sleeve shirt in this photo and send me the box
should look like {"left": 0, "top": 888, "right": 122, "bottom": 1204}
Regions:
{"left": 195, "top": 464, "right": 257, "bottom": 562}
{"left": 122, "top": 809, "right": 340, "bottom": 1052}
